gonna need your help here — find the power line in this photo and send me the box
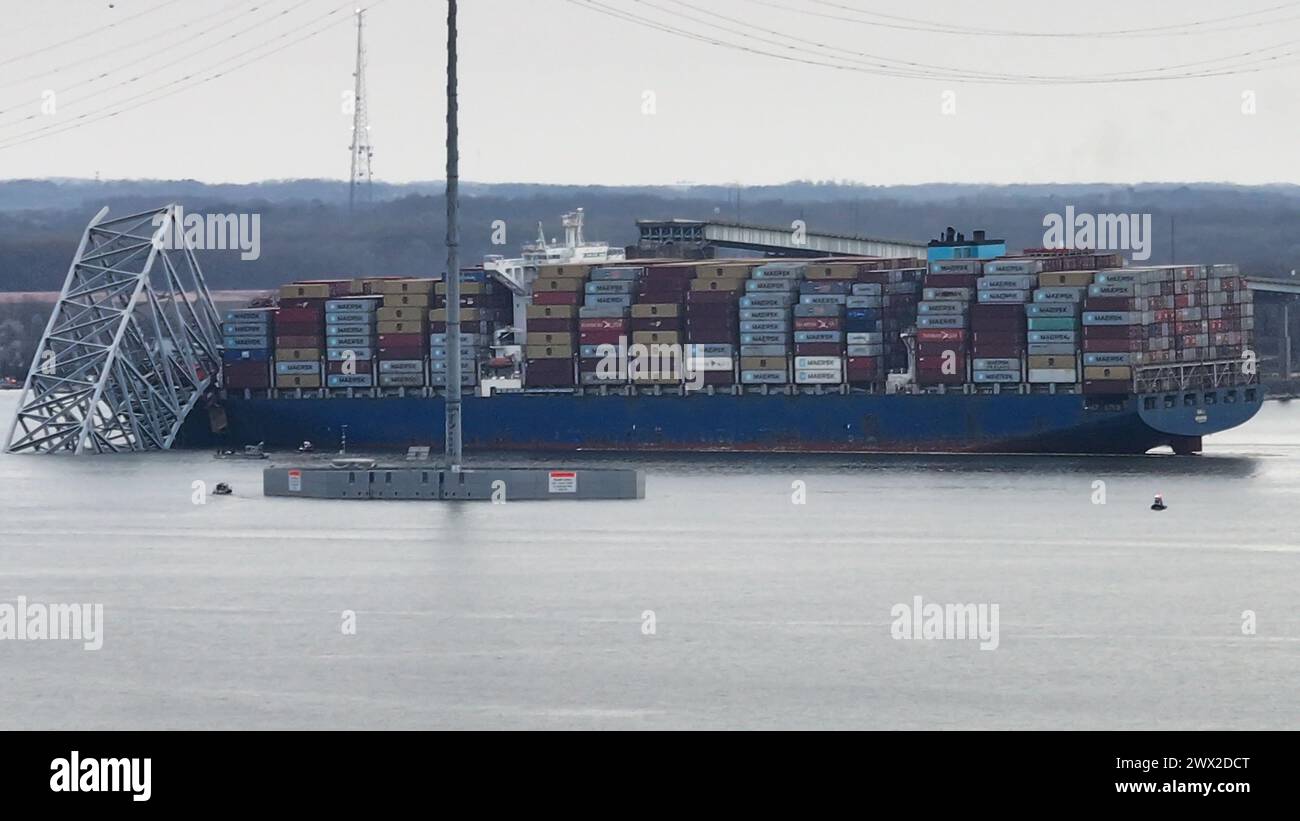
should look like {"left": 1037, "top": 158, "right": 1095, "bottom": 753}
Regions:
{"left": 663, "top": 0, "right": 1300, "bottom": 82}
{"left": 567, "top": 0, "right": 1300, "bottom": 84}
{"left": 793, "top": 0, "right": 1300, "bottom": 39}
{"left": 0, "top": 0, "right": 189, "bottom": 70}
{"left": 0, "top": 0, "right": 263, "bottom": 97}
{"left": 0, "top": 0, "right": 390, "bottom": 152}
{"left": 0, "top": 0, "right": 338, "bottom": 131}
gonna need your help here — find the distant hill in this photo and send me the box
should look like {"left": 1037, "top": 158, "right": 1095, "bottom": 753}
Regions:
{"left": 0, "top": 179, "right": 1298, "bottom": 292}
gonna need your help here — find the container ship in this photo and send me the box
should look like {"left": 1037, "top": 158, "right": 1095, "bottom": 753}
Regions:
{"left": 185, "top": 217, "right": 1262, "bottom": 455}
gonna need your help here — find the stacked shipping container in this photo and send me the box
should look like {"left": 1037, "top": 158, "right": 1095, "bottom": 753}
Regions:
{"left": 740, "top": 261, "right": 803, "bottom": 385}
{"left": 275, "top": 283, "right": 329, "bottom": 390}
{"left": 971, "top": 260, "right": 1036, "bottom": 385}
{"left": 221, "top": 307, "right": 275, "bottom": 390}
{"left": 325, "top": 296, "right": 380, "bottom": 388}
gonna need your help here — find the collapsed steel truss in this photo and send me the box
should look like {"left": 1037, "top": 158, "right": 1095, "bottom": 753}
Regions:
{"left": 4, "top": 206, "right": 222, "bottom": 454}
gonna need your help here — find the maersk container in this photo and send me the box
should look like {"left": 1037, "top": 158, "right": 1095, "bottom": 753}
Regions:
{"left": 846, "top": 344, "right": 884, "bottom": 357}
{"left": 740, "top": 295, "right": 795, "bottom": 309}
{"left": 687, "top": 356, "right": 734, "bottom": 372}
{"left": 978, "top": 275, "right": 1035, "bottom": 290}
{"left": 746, "top": 279, "right": 798, "bottom": 293}
{"left": 223, "top": 309, "right": 275, "bottom": 324}
{"left": 983, "top": 260, "right": 1043, "bottom": 276}
{"left": 752, "top": 262, "right": 807, "bottom": 278}
{"left": 325, "top": 298, "right": 381, "bottom": 312}
{"left": 378, "top": 360, "right": 424, "bottom": 374}
{"left": 740, "top": 320, "right": 789, "bottom": 333}
{"left": 327, "top": 335, "right": 372, "bottom": 349}
{"left": 973, "top": 358, "right": 1019, "bottom": 371}
{"left": 275, "top": 361, "right": 322, "bottom": 375}
{"left": 795, "top": 368, "right": 842, "bottom": 385}
{"left": 977, "top": 290, "right": 1031, "bottom": 304}
{"left": 1088, "top": 283, "right": 1136, "bottom": 297}
{"left": 1033, "top": 287, "right": 1086, "bottom": 303}
{"left": 578, "top": 305, "right": 627, "bottom": 319}
{"left": 327, "top": 374, "right": 375, "bottom": 388}
{"left": 1084, "top": 352, "right": 1132, "bottom": 366}
{"left": 973, "top": 370, "right": 1018, "bottom": 383}
{"left": 741, "top": 369, "right": 788, "bottom": 384}
{"left": 929, "top": 260, "right": 982, "bottom": 275}
{"left": 1026, "top": 303, "right": 1078, "bottom": 317}
{"left": 918, "top": 316, "right": 967, "bottom": 329}
{"left": 741, "top": 332, "right": 786, "bottom": 345}
{"left": 327, "top": 323, "right": 373, "bottom": 336}
{"left": 1082, "top": 311, "right": 1140, "bottom": 325}
{"left": 589, "top": 294, "right": 632, "bottom": 307}
{"left": 851, "top": 283, "right": 883, "bottom": 296}
{"left": 585, "top": 281, "right": 635, "bottom": 295}
{"left": 379, "top": 373, "right": 427, "bottom": 388}
{"left": 1028, "top": 343, "right": 1081, "bottom": 356}
{"left": 795, "top": 356, "right": 841, "bottom": 370}
{"left": 740, "top": 309, "right": 784, "bottom": 321}
{"left": 794, "top": 331, "right": 843, "bottom": 343}
{"left": 846, "top": 296, "right": 882, "bottom": 309}
{"left": 918, "top": 301, "right": 968, "bottom": 315}
{"left": 922, "top": 288, "right": 972, "bottom": 301}
{"left": 800, "top": 295, "right": 848, "bottom": 307}
{"left": 224, "top": 335, "right": 270, "bottom": 350}
{"left": 589, "top": 267, "right": 642, "bottom": 281}
{"left": 1028, "top": 331, "right": 1077, "bottom": 344}
{"left": 327, "top": 347, "right": 374, "bottom": 360}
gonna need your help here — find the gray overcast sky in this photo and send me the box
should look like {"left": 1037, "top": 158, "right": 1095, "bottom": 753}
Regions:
{"left": 0, "top": 0, "right": 1296, "bottom": 185}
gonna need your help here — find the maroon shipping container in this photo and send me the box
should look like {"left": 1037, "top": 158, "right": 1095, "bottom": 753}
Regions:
{"left": 377, "top": 332, "right": 427, "bottom": 348}
{"left": 528, "top": 318, "right": 576, "bottom": 333}
{"left": 636, "top": 287, "right": 687, "bottom": 300}
{"left": 794, "top": 343, "right": 843, "bottom": 356}
{"left": 643, "top": 266, "right": 695, "bottom": 280}
{"left": 630, "top": 317, "right": 682, "bottom": 332}
{"left": 222, "top": 361, "right": 270, "bottom": 389}
{"left": 970, "top": 317, "right": 1026, "bottom": 333}
{"left": 1083, "top": 379, "right": 1131, "bottom": 394}
{"left": 275, "top": 335, "right": 324, "bottom": 349}
{"left": 278, "top": 298, "right": 328, "bottom": 312}
{"left": 684, "top": 303, "right": 738, "bottom": 319}
{"left": 971, "top": 344, "right": 1024, "bottom": 358}
{"left": 579, "top": 318, "right": 628, "bottom": 331}
{"left": 684, "top": 331, "right": 737, "bottom": 344}
{"left": 532, "top": 291, "right": 580, "bottom": 306}
{"left": 377, "top": 346, "right": 426, "bottom": 359}
{"left": 1083, "top": 325, "right": 1144, "bottom": 340}
{"left": 685, "top": 290, "right": 735, "bottom": 304}
{"left": 918, "top": 355, "right": 966, "bottom": 371}
{"left": 579, "top": 329, "right": 624, "bottom": 345}
{"left": 275, "top": 321, "right": 322, "bottom": 336}
{"left": 924, "top": 274, "right": 980, "bottom": 288}
{"left": 970, "top": 304, "right": 1023, "bottom": 319}
{"left": 327, "top": 360, "right": 374, "bottom": 374}
{"left": 971, "top": 331, "right": 1023, "bottom": 346}
{"left": 277, "top": 306, "right": 325, "bottom": 323}
{"left": 524, "top": 359, "right": 576, "bottom": 386}
{"left": 918, "top": 342, "right": 967, "bottom": 357}
{"left": 696, "top": 371, "right": 735, "bottom": 386}
{"left": 684, "top": 318, "right": 737, "bottom": 333}
{"left": 916, "top": 371, "right": 964, "bottom": 385}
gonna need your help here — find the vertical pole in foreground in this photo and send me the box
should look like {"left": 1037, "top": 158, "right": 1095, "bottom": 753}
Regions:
{"left": 444, "top": 0, "right": 463, "bottom": 469}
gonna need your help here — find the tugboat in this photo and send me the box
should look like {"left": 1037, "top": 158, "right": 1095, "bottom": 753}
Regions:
{"left": 215, "top": 442, "right": 267, "bottom": 460}
{"left": 213, "top": 482, "right": 233, "bottom": 496}
{"left": 1150, "top": 493, "right": 1167, "bottom": 511}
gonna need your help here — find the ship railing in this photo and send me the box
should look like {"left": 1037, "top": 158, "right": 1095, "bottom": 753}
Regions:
{"left": 1132, "top": 359, "right": 1257, "bottom": 395}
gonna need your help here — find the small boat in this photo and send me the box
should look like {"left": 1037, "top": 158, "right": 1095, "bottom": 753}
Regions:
{"left": 215, "top": 442, "right": 268, "bottom": 460}
{"left": 1150, "top": 493, "right": 1167, "bottom": 511}
{"left": 213, "top": 482, "right": 233, "bottom": 496}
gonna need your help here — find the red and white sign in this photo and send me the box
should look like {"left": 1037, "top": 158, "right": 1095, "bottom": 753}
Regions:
{"left": 547, "top": 471, "right": 576, "bottom": 494}
{"left": 288, "top": 469, "right": 302, "bottom": 492}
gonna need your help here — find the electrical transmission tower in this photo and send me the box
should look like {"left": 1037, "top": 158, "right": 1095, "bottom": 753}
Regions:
{"left": 348, "top": 8, "right": 375, "bottom": 213}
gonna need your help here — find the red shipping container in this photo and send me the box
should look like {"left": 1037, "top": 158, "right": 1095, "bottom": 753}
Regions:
{"left": 924, "top": 274, "right": 979, "bottom": 288}
{"left": 222, "top": 361, "right": 270, "bottom": 388}
{"left": 685, "top": 319, "right": 736, "bottom": 334}
{"left": 327, "top": 360, "right": 374, "bottom": 374}
{"left": 644, "top": 266, "right": 694, "bottom": 280}
{"left": 794, "top": 343, "right": 843, "bottom": 356}
{"left": 579, "top": 329, "right": 624, "bottom": 345}
{"left": 579, "top": 318, "right": 628, "bottom": 331}
{"left": 378, "top": 346, "right": 426, "bottom": 359}
{"left": 794, "top": 317, "right": 842, "bottom": 331}
{"left": 528, "top": 318, "right": 576, "bottom": 333}
{"left": 631, "top": 317, "right": 682, "bottom": 332}
{"left": 524, "top": 359, "right": 576, "bottom": 386}
{"left": 532, "top": 291, "right": 580, "bottom": 306}
{"left": 916, "top": 371, "right": 964, "bottom": 385}
{"left": 1082, "top": 297, "right": 1134, "bottom": 311}
{"left": 1083, "top": 325, "right": 1144, "bottom": 340}
{"left": 278, "top": 298, "right": 328, "bottom": 312}
{"left": 275, "top": 335, "right": 324, "bottom": 348}
{"left": 1083, "top": 380, "right": 1130, "bottom": 394}
{"left": 918, "top": 342, "right": 966, "bottom": 357}
{"left": 971, "top": 304, "right": 1023, "bottom": 319}
{"left": 971, "top": 317, "right": 1026, "bottom": 333}
{"left": 972, "top": 344, "right": 1024, "bottom": 358}
{"left": 377, "top": 332, "right": 426, "bottom": 347}
{"left": 684, "top": 331, "right": 736, "bottom": 344}
{"left": 429, "top": 321, "right": 492, "bottom": 334}
{"left": 917, "top": 355, "right": 966, "bottom": 372}
{"left": 916, "top": 329, "right": 966, "bottom": 343}
{"left": 275, "top": 321, "right": 322, "bottom": 336}
{"left": 684, "top": 303, "right": 737, "bottom": 319}
{"left": 277, "top": 306, "right": 325, "bottom": 323}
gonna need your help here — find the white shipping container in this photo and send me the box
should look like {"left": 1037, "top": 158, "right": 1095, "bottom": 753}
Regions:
{"left": 846, "top": 344, "right": 884, "bottom": 357}
{"left": 686, "top": 357, "right": 734, "bottom": 372}
{"left": 795, "top": 369, "right": 842, "bottom": 384}
{"left": 1033, "top": 287, "right": 1086, "bottom": 303}
{"left": 978, "top": 290, "right": 1032, "bottom": 303}
{"left": 846, "top": 332, "right": 884, "bottom": 345}
{"left": 982, "top": 260, "right": 1043, "bottom": 275}
{"left": 918, "top": 300, "right": 969, "bottom": 315}
{"left": 978, "top": 275, "right": 1035, "bottom": 290}
{"left": 1028, "top": 368, "right": 1078, "bottom": 383}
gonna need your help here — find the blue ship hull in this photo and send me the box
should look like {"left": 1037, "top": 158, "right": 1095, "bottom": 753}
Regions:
{"left": 181, "top": 385, "right": 1263, "bottom": 455}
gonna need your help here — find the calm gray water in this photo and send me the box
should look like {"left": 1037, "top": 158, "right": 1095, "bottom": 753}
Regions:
{"left": 0, "top": 390, "right": 1296, "bottom": 730}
